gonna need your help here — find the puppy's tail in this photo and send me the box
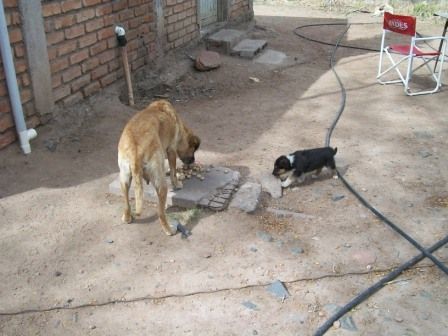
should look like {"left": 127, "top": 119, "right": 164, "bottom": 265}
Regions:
{"left": 333, "top": 147, "right": 338, "bottom": 155}
{"left": 131, "top": 161, "right": 144, "bottom": 216}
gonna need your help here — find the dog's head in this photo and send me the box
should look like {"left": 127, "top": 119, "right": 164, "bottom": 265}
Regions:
{"left": 272, "top": 155, "right": 292, "bottom": 177}
{"left": 178, "top": 132, "right": 201, "bottom": 165}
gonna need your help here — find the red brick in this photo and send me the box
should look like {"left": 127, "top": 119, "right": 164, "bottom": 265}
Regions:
{"left": 71, "top": 74, "right": 91, "bottom": 91}
{"left": 167, "top": 0, "right": 176, "bottom": 6}
{"left": 167, "top": 14, "right": 178, "bottom": 24}
{"left": 79, "top": 33, "right": 98, "bottom": 48}
{"left": 129, "top": 17, "right": 141, "bottom": 29}
{"left": 6, "top": 11, "right": 21, "bottom": 25}
{"left": 119, "top": 9, "right": 134, "bottom": 21}
{"left": 0, "top": 82, "right": 7, "bottom": 96}
{"left": 89, "top": 40, "right": 107, "bottom": 55}
{"left": 81, "top": 57, "right": 100, "bottom": 73}
{"left": 61, "top": 0, "right": 82, "bottom": 13}
{"left": 53, "top": 85, "right": 71, "bottom": 102}
{"left": 96, "top": 4, "right": 112, "bottom": 16}
{"left": 104, "top": 14, "right": 115, "bottom": 26}
{"left": 112, "top": 0, "right": 127, "bottom": 12}
{"left": 0, "top": 98, "right": 11, "bottom": 114}
{"left": 70, "top": 49, "right": 89, "bottom": 64}
{"left": 14, "top": 44, "right": 25, "bottom": 58}
{"left": 98, "top": 49, "right": 116, "bottom": 64}
{"left": 131, "top": 57, "right": 145, "bottom": 70}
{"left": 0, "top": 129, "right": 16, "bottom": 150}
{"left": 47, "top": 47, "right": 58, "bottom": 60}
{"left": 21, "top": 73, "right": 31, "bottom": 87}
{"left": 54, "top": 15, "right": 76, "bottom": 29}
{"left": 0, "top": 113, "right": 14, "bottom": 132}
{"left": 82, "top": 0, "right": 102, "bottom": 6}
{"left": 83, "top": 81, "right": 101, "bottom": 96}
{"left": 76, "top": 8, "right": 96, "bottom": 23}
{"left": 51, "top": 58, "right": 69, "bottom": 73}
{"left": 105, "top": 36, "right": 114, "bottom": 49}
{"left": 8, "top": 28, "right": 22, "bottom": 43}
{"left": 20, "top": 88, "right": 32, "bottom": 104}
{"left": 65, "top": 24, "right": 85, "bottom": 39}
{"left": 129, "top": 0, "right": 143, "bottom": 7}
{"left": 3, "top": 0, "right": 18, "bottom": 8}
{"left": 14, "top": 60, "right": 27, "bottom": 74}
{"left": 62, "top": 65, "right": 82, "bottom": 82}
{"left": 91, "top": 64, "right": 108, "bottom": 80}
{"left": 100, "top": 72, "right": 117, "bottom": 87}
{"left": 57, "top": 40, "right": 78, "bottom": 56}
{"left": 134, "top": 4, "right": 149, "bottom": 16}
{"left": 85, "top": 18, "right": 104, "bottom": 32}
{"left": 42, "top": 2, "right": 62, "bottom": 17}
{"left": 63, "top": 92, "right": 83, "bottom": 105}
{"left": 108, "top": 59, "right": 120, "bottom": 71}
{"left": 52, "top": 74, "right": 62, "bottom": 89}
{"left": 173, "top": 3, "right": 184, "bottom": 13}
{"left": 47, "top": 31, "right": 65, "bottom": 45}
{"left": 26, "top": 115, "right": 40, "bottom": 128}
{"left": 97, "top": 27, "right": 114, "bottom": 40}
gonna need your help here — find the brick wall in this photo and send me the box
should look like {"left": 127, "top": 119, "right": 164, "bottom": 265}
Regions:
{"left": 42, "top": 0, "right": 156, "bottom": 106}
{"left": 229, "top": 0, "right": 252, "bottom": 22}
{"left": 0, "top": 0, "right": 38, "bottom": 150}
{"left": 165, "top": 0, "right": 198, "bottom": 50}
{"left": 0, "top": 0, "right": 253, "bottom": 151}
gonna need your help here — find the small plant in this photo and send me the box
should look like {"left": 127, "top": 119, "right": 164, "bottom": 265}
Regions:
{"left": 412, "top": 1, "right": 437, "bottom": 18}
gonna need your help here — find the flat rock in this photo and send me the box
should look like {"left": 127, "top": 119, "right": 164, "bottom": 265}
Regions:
{"left": 267, "top": 280, "right": 290, "bottom": 300}
{"left": 266, "top": 207, "right": 314, "bottom": 220}
{"left": 229, "top": 182, "right": 261, "bottom": 213}
{"left": 195, "top": 50, "right": 221, "bottom": 71}
{"left": 109, "top": 166, "right": 239, "bottom": 210}
{"left": 254, "top": 49, "right": 288, "bottom": 65}
{"left": 260, "top": 174, "right": 282, "bottom": 199}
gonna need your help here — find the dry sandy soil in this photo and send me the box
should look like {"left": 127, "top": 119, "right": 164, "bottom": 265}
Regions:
{"left": 1, "top": 3, "right": 448, "bottom": 336}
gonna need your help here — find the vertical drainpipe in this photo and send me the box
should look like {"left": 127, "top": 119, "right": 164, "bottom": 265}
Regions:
{"left": 0, "top": 0, "right": 37, "bottom": 154}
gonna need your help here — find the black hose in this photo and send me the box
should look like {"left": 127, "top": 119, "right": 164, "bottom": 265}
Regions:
{"left": 314, "top": 234, "right": 448, "bottom": 336}
{"left": 293, "top": 22, "right": 380, "bottom": 53}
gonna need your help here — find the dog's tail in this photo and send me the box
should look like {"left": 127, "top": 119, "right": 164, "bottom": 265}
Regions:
{"left": 131, "top": 160, "right": 144, "bottom": 216}
{"left": 333, "top": 147, "right": 338, "bottom": 155}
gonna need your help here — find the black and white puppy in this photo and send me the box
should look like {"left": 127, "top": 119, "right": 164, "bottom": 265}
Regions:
{"left": 272, "top": 147, "right": 337, "bottom": 188}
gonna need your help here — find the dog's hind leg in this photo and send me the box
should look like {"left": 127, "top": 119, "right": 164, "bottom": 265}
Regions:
{"left": 146, "top": 151, "right": 176, "bottom": 236}
{"left": 167, "top": 148, "right": 182, "bottom": 190}
{"left": 131, "top": 162, "right": 144, "bottom": 218}
{"left": 119, "top": 155, "right": 133, "bottom": 224}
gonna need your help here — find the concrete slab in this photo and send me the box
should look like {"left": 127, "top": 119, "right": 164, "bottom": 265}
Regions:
{"left": 205, "top": 29, "right": 245, "bottom": 54}
{"left": 254, "top": 49, "right": 288, "bottom": 65}
{"left": 231, "top": 39, "right": 267, "bottom": 59}
{"left": 109, "top": 166, "right": 240, "bottom": 210}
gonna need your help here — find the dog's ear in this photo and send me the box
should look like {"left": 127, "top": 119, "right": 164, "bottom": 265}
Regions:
{"left": 189, "top": 134, "right": 201, "bottom": 151}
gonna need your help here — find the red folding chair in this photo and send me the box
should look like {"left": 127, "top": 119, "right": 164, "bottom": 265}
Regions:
{"left": 377, "top": 12, "right": 447, "bottom": 96}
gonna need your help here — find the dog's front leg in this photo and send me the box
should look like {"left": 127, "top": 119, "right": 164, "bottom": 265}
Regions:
{"left": 167, "top": 149, "right": 182, "bottom": 190}
{"left": 281, "top": 175, "right": 296, "bottom": 188}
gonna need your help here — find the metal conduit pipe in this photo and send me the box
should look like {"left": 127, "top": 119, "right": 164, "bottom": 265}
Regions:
{"left": 0, "top": 0, "right": 37, "bottom": 154}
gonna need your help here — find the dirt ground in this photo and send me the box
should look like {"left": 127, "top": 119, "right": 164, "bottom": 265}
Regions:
{"left": 1, "top": 3, "right": 448, "bottom": 336}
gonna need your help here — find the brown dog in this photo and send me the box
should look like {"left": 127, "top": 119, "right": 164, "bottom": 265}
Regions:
{"left": 117, "top": 100, "right": 200, "bottom": 235}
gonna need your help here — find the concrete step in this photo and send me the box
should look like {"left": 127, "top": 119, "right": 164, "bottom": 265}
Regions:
{"left": 231, "top": 39, "right": 267, "bottom": 59}
{"left": 205, "top": 29, "right": 246, "bottom": 54}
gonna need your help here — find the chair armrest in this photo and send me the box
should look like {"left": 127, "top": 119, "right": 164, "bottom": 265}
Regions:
{"left": 414, "top": 36, "right": 447, "bottom": 42}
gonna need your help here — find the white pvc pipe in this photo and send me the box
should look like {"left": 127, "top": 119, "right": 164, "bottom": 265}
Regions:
{"left": 0, "top": 0, "right": 36, "bottom": 154}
